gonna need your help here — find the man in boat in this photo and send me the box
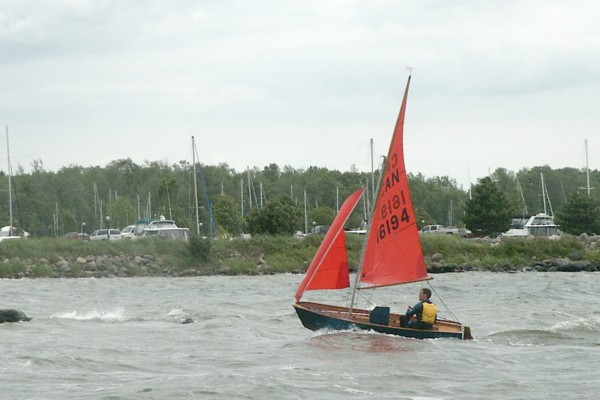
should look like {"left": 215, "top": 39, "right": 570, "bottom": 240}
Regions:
{"left": 400, "top": 288, "right": 437, "bottom": 330}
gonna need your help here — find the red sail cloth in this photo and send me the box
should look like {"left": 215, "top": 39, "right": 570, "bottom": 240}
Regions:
{"left": 360, "top": 76, "right": 429, "bottom": 286}
{"left": 295, "top": 188, "right": 365, "bottom": 301}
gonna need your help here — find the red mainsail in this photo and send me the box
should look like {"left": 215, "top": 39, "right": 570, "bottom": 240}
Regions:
{"left": 295, "top": 188, "right": 365, "bottom": 301}
{"left": 360, "top": 76, "right": 429, "bottom": 287}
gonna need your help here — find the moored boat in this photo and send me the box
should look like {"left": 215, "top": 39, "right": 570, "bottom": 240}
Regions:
{"left": 140, "top": 216, "right": 190, "bottom": 240}
{"left": 502, "top": 213, "right": 561, "bottom": 238}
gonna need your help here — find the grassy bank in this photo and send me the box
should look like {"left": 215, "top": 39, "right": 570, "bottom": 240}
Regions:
{"left": 421, "top": 235, "right": 600, "bottom": 271}
{"left": 0, "top": 234, "right": 599, "bottom": 279}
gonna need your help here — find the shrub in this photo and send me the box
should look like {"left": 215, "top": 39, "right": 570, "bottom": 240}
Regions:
{"left": 31, "top": 264, "right": 53, "bottom": 277}
{"left": 188, "top": 235, "right": 211, "bottom": 263}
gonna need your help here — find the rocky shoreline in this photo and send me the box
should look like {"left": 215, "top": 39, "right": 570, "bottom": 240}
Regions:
{"left": 426, "top": 257, "right": 600, "bottom": 273}
{"left": 3, "top": 254, "right": 199, "bottom": 279}
{"left": 2, "top": 252, "right": 599, "bottom": 279}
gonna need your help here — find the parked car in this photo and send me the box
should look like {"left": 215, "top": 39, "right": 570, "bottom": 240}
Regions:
{"left": 90, "top": 229, "right": 122, "bottom": 241}
{"left": 64, "top": 232, "right": 91, "bottom": 240}
{"left": 311, "top": 225, "right": 330, "bottom": 234}
{"left": 420, "top": 224, "right": 472, "bottom": 238}
{"left": 120, "top": 225, "right": 136, "bottom": 239}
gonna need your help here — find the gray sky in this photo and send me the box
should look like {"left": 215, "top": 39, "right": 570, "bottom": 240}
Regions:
{"left": 1, "top": 0, "right": 598, "bottom": 189}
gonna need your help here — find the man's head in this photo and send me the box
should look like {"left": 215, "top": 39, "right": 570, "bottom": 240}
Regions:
{"left": 419, "top": 288, "right": 432, "bottom": 300}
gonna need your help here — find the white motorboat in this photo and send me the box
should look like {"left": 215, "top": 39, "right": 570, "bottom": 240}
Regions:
{"left": 502, "top": 213, "right": 561, "bottom": 238}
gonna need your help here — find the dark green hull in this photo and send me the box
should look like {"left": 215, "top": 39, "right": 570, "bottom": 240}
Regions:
{"left": 294, "top": 302, "right": 471, "bottom": 340}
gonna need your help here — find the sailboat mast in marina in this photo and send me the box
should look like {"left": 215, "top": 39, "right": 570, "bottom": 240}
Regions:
{"left": 293, "top": 76, "right": 472, "bottom": 340}
{"left": 1, "top": 126, "right": 28, "bottom": 240}
{"left": 191, "top": 136, "right": 218, "bottom": 237}
{"left": 6, "top": 126, "right": 13, "bottom": 236}
{"left": 192, "top": 136, "right": 201, "bottom": 236}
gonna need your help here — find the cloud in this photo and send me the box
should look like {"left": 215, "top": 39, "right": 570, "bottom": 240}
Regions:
{"left": 1, "top": 1, "right": 599, "bottom": 189}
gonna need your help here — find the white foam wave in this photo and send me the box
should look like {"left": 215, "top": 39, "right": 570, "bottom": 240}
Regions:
{"left": 550, "top": 315, "right": 600, "bottom": 333}
{"left": 166, "top": 308, "right": 186, "bottom": 317}
{"left": 51, "top": 306, "right": 129, "bottom": 322}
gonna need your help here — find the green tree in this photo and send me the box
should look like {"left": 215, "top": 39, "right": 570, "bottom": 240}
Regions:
{"left": 109, "top": 197, "right": 137, "bottom": 229}
{"left": 309, "top": 206, "right": 336, "bottom": 226}
{"left": 212, "top": 194, "right": 245, "bottom": 236}
{"left": 556, "top": 192, "right": 600, "bottom": 235}
{"left": 408, "top": 173, "right": 469, "bottom": 227}
{"left": 464, "top": 177, "right": 512, "bottom": 237}
{"left": 158, "top": 177, "right": 178, "bottom": 216}
{"left": 491, "top": 168, "right": 520, "bottom": 212}
{"left": 414, "top": 206, "right": 433, "bottom": 229}
{"left": 60, "top": 209, "right": 78, "bottom": 234}
{"left": 246, "top": 194, "right": 302, "bottom": 235}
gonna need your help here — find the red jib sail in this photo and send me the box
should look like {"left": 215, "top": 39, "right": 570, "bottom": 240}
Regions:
{"left": 295, "top": 188, "right": 365, "bottom": 301}
{"left": 360, "top": 76, "right": 429, "bottom": 287}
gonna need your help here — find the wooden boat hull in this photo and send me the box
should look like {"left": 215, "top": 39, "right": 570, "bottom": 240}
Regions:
{"left": 294, "top": 301, "right": 472, "bottom": 340}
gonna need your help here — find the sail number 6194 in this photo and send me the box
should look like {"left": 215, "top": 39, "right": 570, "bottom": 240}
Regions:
{"left": 378, "top": 208, "right": 410, "bottom": 242}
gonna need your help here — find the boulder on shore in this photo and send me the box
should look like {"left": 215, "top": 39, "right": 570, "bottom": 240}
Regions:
{"left": 0, "top": 309, "right": 32, "bottom": 323}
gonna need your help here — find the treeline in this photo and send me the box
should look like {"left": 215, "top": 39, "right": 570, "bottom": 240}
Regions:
{"left": 0, "top": 158, "right": 598, "bottom": 238}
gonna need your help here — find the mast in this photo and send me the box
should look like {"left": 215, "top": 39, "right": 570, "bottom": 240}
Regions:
{"left": 303, "top": 190, "right": 308, "bottom": 234}
{"left": 370, "top": 138, "right": 375, "bottom": 203}
{"left": 467, "top": 168, "right": 472, "bottom": 200}
{"left": 240, "top": 179, "right": 244, "bottom": 216}
{"left": 580, "top": 139, "right": 595, "bottom": 197}
{"left": 247, "top": 169, "right": 252, "bottom": 209}
{"left": 165, "top": 183, "right": 172, "bottom": 220}
{"left": 260, "top": 182, "right": 264, "bottom": 208}
{"left": 586, "top": 139, "right": 591, "bottom": 197}
{"left": 193, "top": 139, "right": 217, "bottom": 236}
{"left": 349, "top": 155, "right": 387, "bottom": 314}
{"left": 192, "top": 136, "right": 201, "bottom": 235}
{"left": 364, "top": 178, "right": 370, "bottom": 218}
{"left": 146, "top": 192, "right": 151, "bottom": 219}
{"left": 6, "top": 126, "right": 13, "bottom": 236}
{"left": 517, "top": 179, "right": 528, "bottom": 215}
{"left": 540, "top": 172, "right": 554, "bottom": 217}
{"left": 350, "top": 74, "right": 413, "bottom": 314}
{"left": 546, "top": 180, "right": 554, "bottom": 217}
{"left": 541, "top": 172, "right": 547, "bottom": 215}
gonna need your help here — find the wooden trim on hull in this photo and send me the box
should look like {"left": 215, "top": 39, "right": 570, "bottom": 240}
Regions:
{"left": 294, "top": 301, "right": 472, "bottom": 340}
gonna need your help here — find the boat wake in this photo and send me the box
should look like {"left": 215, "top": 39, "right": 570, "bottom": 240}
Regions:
{"left": 485, "top": 329, "right": 567, "bottom": 346}
{"left": 309, "top": 329, "right": 421, "bottom": 353}
{"left": 485, "top": 315, "right": 600, "bottom": 346}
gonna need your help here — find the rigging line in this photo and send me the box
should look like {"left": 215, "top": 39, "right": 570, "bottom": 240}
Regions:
{"left": 426, "top": 281, "right": 459, "bottom": 322}
{"left": 358, "top": 290, "right": 377, "bottom": 308}
{"left": 345, "top": 286, "right": 377, "bottom": 309}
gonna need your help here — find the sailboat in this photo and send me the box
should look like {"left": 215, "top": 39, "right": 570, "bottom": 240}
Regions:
{"left": 293, "top": 76, "right": 472, "bottom": 340}
{"left": 501, "top": 173, "right": 561, "bottom": 238}
{"left": 0, "top": 127, "right": 26, "bottom": 241}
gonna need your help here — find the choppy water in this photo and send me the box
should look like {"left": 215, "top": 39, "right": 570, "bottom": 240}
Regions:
{"left": 2, "top": 272, "right": 599, "bottom": 399}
